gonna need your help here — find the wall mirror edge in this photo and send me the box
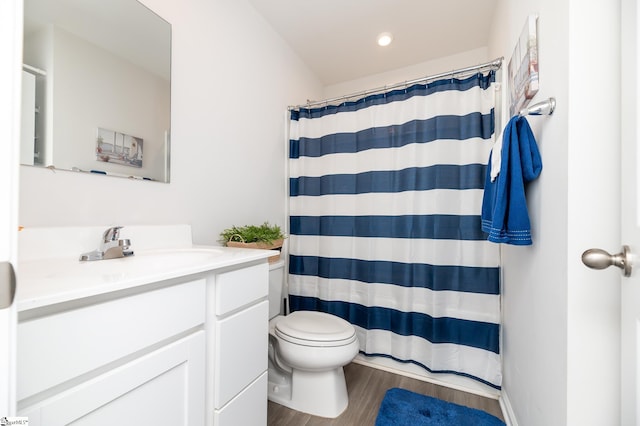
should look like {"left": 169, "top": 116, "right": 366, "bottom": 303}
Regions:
{"left": 21, "top": 0, "right": 172, "bottom": 183}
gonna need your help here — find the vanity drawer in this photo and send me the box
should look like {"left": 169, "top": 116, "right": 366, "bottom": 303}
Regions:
{"left": 214, "top": 372, "right": 267, "bottom": 426}
{"left": 215, "top": 262, "right": 268, "bottom": 315}
{"left": 214, "top": 300, "right": 268, "bottom": 408}
{"left": 18, "top": 279, "right": 206, "bottom": 401}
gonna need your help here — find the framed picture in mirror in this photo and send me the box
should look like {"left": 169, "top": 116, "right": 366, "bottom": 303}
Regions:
{"left": 96, "top": 128, "right": 143, "bottom": 168}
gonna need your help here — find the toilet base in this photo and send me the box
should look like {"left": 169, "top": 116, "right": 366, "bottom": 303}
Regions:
{"left": 267, "top": 366, "right": 350, "bottom": 418}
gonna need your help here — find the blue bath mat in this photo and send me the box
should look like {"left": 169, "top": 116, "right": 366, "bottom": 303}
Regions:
{"left": 375, "top": 388, "right": 505, "bottom": 426}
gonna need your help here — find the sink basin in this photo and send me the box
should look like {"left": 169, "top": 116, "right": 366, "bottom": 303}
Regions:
{"left": 133, "top": 247, "right": 227, "bottom": 263}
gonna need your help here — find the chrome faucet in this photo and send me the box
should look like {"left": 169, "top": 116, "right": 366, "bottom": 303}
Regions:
{"left": 79, "top": 226, "right": 134, "bottom": 261}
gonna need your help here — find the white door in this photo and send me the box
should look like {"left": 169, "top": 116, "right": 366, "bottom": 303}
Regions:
{"left": 0, "top": 0, "right": 22, "bottom": 417}
{"left": 621, "top": 0, "right": 640, "bottom": 423}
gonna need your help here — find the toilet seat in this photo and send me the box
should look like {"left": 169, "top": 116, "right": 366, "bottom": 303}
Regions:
{"left": 274, "top": 311, "right": 357, "bottom": 347}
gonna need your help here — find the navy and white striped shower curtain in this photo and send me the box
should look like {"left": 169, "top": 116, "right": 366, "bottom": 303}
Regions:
{"left": 288, "top": 71, "right": 501, "bottom": 389}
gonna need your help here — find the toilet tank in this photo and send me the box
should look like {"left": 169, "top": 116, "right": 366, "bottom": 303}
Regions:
{"left": 269, "top": 260, "right": 285, "bottom": 319}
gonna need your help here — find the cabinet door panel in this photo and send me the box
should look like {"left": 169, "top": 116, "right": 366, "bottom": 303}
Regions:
{"left": 214, "top": 300, "right": 268, "bottom": 408}
{"left": 22, "top": 331, "right": 205, "bottom": 426}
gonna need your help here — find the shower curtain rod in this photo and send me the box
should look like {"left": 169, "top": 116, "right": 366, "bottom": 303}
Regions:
{"left": 289, "top": 57, "right": 503, "bottom": 110}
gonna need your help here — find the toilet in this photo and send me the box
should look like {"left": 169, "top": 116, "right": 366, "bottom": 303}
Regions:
{"left": 267, "top": 260, "right": 359, "bottom": 418}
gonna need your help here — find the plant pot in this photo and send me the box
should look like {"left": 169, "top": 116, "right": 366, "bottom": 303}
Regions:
{"left": 226, "top": 238, "right": 284, "bottom": 263}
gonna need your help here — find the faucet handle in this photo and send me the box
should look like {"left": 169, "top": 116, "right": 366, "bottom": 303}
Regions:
{"left": 103, "top": 226, "right": 123, "bottom": 242}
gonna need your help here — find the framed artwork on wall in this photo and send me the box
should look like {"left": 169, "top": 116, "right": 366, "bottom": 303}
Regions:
{"left": 508, "top": 15, "right": 539, "bottom": 116}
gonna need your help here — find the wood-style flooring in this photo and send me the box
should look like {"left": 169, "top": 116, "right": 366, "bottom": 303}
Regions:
{"left": 267, "top": 362, "right": 504, "bottom": 425}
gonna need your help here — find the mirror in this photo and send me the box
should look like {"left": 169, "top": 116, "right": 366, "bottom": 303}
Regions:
{"left": 22, "top": 0, "right": 171, "bottom": 182}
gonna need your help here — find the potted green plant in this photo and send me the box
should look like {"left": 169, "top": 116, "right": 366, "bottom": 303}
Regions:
{"left": 219, "top": 222, "right": 285, "bottom": 263}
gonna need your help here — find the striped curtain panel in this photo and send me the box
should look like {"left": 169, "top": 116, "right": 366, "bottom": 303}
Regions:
{"left": 288, "top": 71, "right": 502, "bottom": 389}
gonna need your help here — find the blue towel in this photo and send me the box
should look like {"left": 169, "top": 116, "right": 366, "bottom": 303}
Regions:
{"left": 481, "top": 116, "right": 542, "bottom": 245}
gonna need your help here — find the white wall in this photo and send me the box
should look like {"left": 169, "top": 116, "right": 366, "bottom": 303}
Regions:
{"left": 19, "top": 0, "right": 323, "bottom": 246}
{"left": 323, "top": 47, "right": 490, "bottom": 100}
{"left": 489, "top": 0, "right": 621, "bottom": 425}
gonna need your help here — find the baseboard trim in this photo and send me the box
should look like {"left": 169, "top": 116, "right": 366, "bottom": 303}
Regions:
{"left": 499, "top": 389, "right": 518, "bottom": 426}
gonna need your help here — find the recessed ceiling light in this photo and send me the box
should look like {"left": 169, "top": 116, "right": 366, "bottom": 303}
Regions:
{"left": 377, "top": 32, "right": 393, "bottom": 47}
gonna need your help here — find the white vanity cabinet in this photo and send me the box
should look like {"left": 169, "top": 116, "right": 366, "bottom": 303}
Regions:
{"left": 16, "top": 225, "right": 273, "bottom": 426}
{"left": 207, "top": 262, "right": 269, "bottom": 426}
{"left": 17, "top": 278, "right": 207, "bottom": 426}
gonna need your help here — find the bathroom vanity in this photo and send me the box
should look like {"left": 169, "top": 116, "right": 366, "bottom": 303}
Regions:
{"left": 15, "top": 225, "right": 272, "bottom": 426}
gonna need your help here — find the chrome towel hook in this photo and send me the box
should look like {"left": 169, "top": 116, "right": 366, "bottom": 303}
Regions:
{"left": 518, "top": 97, "right": 556, "bottom": 117}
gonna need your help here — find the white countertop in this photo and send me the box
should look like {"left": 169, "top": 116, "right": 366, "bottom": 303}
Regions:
{"left": 17, "top": 246, "right": 272, "bottom": 312}
{"left": 17, "top": 225, "right": 275, "bottom": 312}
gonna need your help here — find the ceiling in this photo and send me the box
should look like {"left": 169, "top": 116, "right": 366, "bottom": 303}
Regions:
{"left": 247, "top": 0, "right": 500, "bottom": 86}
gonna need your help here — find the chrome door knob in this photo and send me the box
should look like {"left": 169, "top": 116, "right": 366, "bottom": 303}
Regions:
{"left": 582, "top": 245, "right": 632, "bottom": 277}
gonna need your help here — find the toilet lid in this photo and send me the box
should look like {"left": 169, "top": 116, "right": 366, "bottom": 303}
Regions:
{"left": 275, "top": 311, "right": 357, "bottom": 346}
